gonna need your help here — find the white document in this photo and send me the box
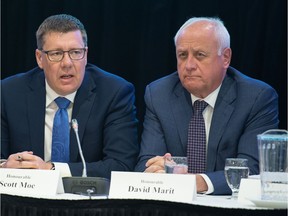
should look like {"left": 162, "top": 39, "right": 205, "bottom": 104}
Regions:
{"left": 109, "top": 171, "right": 196, "bottom": 203}
{"left": 0, "top": 168, "right": 64, "bottom": 196}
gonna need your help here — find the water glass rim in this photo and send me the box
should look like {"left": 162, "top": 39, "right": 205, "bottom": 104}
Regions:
{"left": 226, "top": 158, "right": 248, "bottom": 161}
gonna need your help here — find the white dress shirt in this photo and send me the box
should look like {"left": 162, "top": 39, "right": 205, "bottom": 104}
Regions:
{"left": 45, "top": 80, "right": 76, "bottom": 177}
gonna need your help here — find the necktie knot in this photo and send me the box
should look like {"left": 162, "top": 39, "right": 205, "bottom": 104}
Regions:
{"left": 55, "top": 97, "right": 70, "bottom": 109}
{"left": 193, "top": 100, "right": 208, "bottom": 115}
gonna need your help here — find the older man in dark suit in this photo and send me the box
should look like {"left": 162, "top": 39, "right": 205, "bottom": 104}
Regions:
{"left": 135, "top": 17, "right": 278, "bottom": 195}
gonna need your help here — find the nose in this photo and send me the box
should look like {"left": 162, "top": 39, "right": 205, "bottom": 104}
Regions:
{"left": 61, "top": 52, "right": 73, "bottom": 65}
{"left": 185, "top": 55, "right": 197, "bottom": 71}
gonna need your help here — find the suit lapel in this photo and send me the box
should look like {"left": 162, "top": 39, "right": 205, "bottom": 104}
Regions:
{"left": 25, "top": 68, "right": 97, "bottom": 162}
{"left": 207, "top": 74, "right": 236, "bottom": 170}
{"left": 70, "top": 73, "right": 97, "bottom": 161}
{"left": 27, "top": 71, "right": 46, "bottom": 158}
{"left": 170, "top": 82, "right": 193, "bottom": 153}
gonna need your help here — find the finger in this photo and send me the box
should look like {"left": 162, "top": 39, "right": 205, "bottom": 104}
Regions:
{"left": 16, "top": 154, "right": 23, "bottom": 162}
{"left": 13, "top": 151, "right": 34, "bottom": 162}
{"left": 20, "top": 151, "right": 34, "bottom": 156}
{"left": 19, "top": 152, "right": 36, "bottom": 162}
{"left": 145, "top": 155, "right": 165, "bottom": 167}
{"left": 163, "top": 153, "right": 172, "bottom": 160}
{"left": 144, "top": 164, "right": 164, "bottom": 173}
{"left": 155, "top": 170, "right": 165, "bottom": 173}
{"left": 16, "top": 160, "right": 38, "bottom": 169}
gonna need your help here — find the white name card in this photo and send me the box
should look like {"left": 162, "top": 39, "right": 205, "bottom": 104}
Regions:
{"left": 0, "top": 168, "right": 64, "bottom": 196}
{"left": 109, "top": 171, "right": 196, "bottom": 203}
{"left": 238, "top": 177, "right": 261, "bottom": 204}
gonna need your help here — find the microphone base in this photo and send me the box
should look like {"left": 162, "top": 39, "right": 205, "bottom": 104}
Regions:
{"left": 62, "top": 177, "right": 110, "bottom": 196}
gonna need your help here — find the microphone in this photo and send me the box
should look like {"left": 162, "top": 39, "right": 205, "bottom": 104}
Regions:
{"left": 71, "top": 119, "right": 87, "bottom": 177}
{"left": 62, "top": 119, "right": 110, "bottom": 196}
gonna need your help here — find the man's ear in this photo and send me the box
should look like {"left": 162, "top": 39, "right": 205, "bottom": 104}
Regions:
{"left": 223, "top": 47, "right": 232, "bottom": 69}
{"left": 35, "top": 49, "right": 43, "bottom": 69}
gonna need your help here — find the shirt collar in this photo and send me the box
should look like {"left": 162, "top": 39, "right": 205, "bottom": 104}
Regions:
{"left": 45, "top": 80, "right": 77, "bottom": 107}
{"left": 190, "top": 84, "right": 222, "bottom": 109}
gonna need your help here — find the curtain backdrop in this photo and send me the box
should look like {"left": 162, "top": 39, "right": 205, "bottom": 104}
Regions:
{"left": 1, "top": 0, "right": 287, "bottom": 133}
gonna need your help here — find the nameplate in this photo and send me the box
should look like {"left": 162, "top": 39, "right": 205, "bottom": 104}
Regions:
{"left": 0, "top": 168, "right": 64, "bottom": 196}
{"left": 109, "top": 171, "right": 196, "bottom": 203}
{"left": 238, "top": 177, "right": 261, "bottom": 204}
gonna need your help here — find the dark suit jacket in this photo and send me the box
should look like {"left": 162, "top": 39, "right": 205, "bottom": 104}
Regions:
{"left": 1, "top": 63, "right": 139, "bottom": 179}
{"left": 135, "top": 66, "right": 279, "bottom": 195}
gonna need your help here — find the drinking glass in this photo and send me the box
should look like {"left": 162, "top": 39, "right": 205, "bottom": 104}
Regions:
{"left": 164, "top": 157, "right": 188, "bottom": 174}
{"left": 224, "top": 158, "right": 249, "bottom": 199}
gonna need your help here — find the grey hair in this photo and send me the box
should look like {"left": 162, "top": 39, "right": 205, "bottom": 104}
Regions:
{"left": 36, "top": 14, "right": 88, "bottom": 49}
{"left": 174, "top": 17, "right": 230, "bottom": 55}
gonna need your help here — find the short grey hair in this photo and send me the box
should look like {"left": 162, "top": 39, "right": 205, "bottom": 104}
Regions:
{"left": 174, "top": 17, "right": 230, "bottom": 55}
{"left": 36, "top": 14, "right": 88, "bottom": 49}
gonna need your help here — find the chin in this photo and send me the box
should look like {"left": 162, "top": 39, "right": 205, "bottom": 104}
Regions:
{"left": 57, "top": 87, "right": 78, "bottom": 96}
{"left": 185, "top": 85, "right": 202, "bottom": 95}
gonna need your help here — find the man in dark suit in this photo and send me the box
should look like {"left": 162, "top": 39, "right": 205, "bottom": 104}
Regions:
{"left": 135, "top": 17, "right": 278, "bottom": 195}
{"left": 1, "top": 14, "right": 139, "bottom": 179}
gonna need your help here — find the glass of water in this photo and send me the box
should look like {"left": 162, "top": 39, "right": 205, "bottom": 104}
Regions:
{"left": 224, "top": 158, "right": 249, "bottom": 199}
{"left": 165, "top": 157, "right": 188, "bottom": 174}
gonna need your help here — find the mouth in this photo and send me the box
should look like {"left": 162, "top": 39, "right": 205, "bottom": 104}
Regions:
{"left": 60, "top": 74, "right": 73, "bottom": 79}
{"left": 185, "top": 75, "right": 200, "bottom": 80}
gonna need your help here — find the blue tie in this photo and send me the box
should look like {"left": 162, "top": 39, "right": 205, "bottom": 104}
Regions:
{"left": 52, "top": 97, "right": 71, "bottom": 162}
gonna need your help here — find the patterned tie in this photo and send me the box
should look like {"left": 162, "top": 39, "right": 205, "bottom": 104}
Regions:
{"left": 187, "top": 100, "right": 208, "bottom": 173}
{"left": 51, "top": 97, "right": 71, "bottom": 162}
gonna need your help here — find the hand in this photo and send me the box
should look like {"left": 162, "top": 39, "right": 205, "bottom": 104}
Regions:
{"left": 144, "top": 154, "right": 208, "bottom": 193}
{"left": 2, "top": 151, "right": 52, "bottom": 170}
{"left": 144, "top": 153, "right": 171, "bottom": 173}
{"left": 196, "top": 174, "right": 208, "bottom": 193}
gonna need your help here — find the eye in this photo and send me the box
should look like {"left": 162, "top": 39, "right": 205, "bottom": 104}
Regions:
{"left": 70, "top": 49, "right": 82, "bottom": 55}
{"left": 197, "top": 52, "right": 205, "bottom": 57}
{"left": 195, "top": 51, "right": 206, "bottom": 60}
{"left": 177, "top": 52, "right": 187, "bottom": 59}
{"left": 49, "top": 51, "right": 63, "bottom": 56}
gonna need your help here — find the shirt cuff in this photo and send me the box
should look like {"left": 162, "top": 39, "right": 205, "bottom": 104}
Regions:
{"left": 199, "top": 173, "right": 214, "bottom": 194}
{"left": 54, "top": 162, "right": 72, "bottom": 178}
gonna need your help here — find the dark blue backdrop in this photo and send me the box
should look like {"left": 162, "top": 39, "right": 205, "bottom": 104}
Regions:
{"left": 1, "top": 0, "right": 287, "bottom": 131}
